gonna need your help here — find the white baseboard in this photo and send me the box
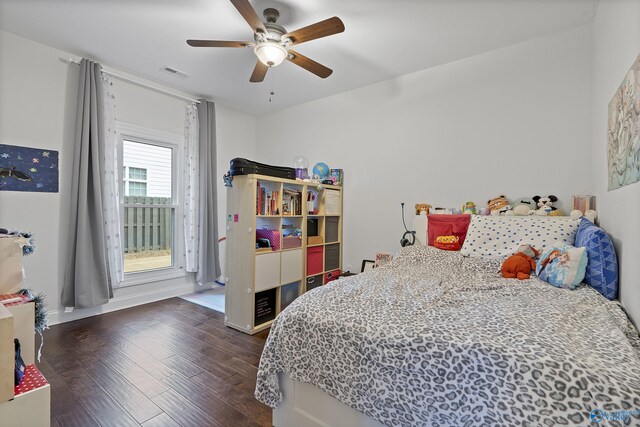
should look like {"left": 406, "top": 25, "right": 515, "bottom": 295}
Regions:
{"left": 48, "top": 282, "right": 211, "bottom": 325}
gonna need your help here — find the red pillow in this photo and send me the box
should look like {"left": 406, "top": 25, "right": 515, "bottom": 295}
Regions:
{"left": 427, "top": 214, "right": 472, "bottom": 247}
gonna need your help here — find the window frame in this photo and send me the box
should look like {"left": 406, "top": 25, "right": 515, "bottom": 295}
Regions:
{"left": 116, "top": 122, "right": 185, "bottom": 286}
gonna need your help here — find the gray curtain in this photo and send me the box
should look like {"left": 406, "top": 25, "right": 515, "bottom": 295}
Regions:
{"left": 196, "top": 100, "right": 221, "bottom": 284}
{"left": 61, "top": 59, "right": 113, "bottom": 308}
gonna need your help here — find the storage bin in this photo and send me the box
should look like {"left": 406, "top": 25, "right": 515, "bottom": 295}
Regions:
{"left": 307, "top": 218, "right": 319, "bottom": 236}
{"left": 324, "top": 269, "right": 341, "bottom": 284}
{"left": 307, "top": 236, "right": 323, "bottom": 246}
{"left": 280, "top": 282, "right": 299, "bottom": 312}
{"left": 325, "top": 216, "right": 339, "bottom": 243}
{"left": 256, "top": 229, "right": 280, "bottom": 251}
{"left": 307, "top": 246, "right": 323, "bottom": 276}
{"left": 254, "top": 288, "right": 277, "bottom": 326}
{"left": 306, "top": 274, "right": 324, "bottom": 291}
{"left": 255, "top": 252, "right": 281, "bottom": 292}
{"left": 325, "top": 189, "right": 341, "bottom": 215}
{"left": 281, "top": 249, "right": 302, "bottom": 284}
{"left": 282, "top": 235, "right": 302, "bottom": 249}
{"left": 324, "top": 243, "right": 340, "bottom": 271}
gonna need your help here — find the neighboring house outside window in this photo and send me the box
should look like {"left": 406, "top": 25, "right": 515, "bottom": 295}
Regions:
{"left": 117, "top": 123, "right": 184, "bottom": 285}
{"left": 123, "top": 166, "right": 148, "bottom": 197}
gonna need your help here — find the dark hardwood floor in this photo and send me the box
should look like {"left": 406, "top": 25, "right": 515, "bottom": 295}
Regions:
{"left": 40, "top": 297, "right": 272, "bottom": 427}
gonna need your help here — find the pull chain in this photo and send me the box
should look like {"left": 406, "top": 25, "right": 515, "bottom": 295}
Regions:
{"left": 269, "top": 68, "right": 275, "bottom": 102}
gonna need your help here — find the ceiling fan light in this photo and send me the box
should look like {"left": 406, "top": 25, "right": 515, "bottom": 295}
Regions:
{"left": 254, "top": 42, "right": 287, "bottom": 67}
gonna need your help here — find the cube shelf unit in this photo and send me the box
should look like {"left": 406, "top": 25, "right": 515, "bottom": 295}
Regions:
{"left": 0, "top": 301, "right": 50, "bottom": 426}
{"left": 225, "top": 174, "right": 343, "bottom": 334}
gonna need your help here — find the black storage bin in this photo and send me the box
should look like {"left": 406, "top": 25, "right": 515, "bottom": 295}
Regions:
{"left": 306, "top": 274, "right": 324, "bottom": 291}
{"left": 280, "top": 282, "right": 299, "bottom": 312}
{"left": 307, "top": 218, "right": 319, "bottom": 236}
{"left": 324, "top": 243, "right": 340, "bottom": 271}
{"left": 254, "top": 288, "right": 277, "bottom": 326}
{"left": 325, "top": 216, "right": 339, "bottom": 243}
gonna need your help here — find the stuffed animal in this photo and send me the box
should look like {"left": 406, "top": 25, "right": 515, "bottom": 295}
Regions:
{"left": 532, "top": 195, "right": 558, "bottom": 216}
{"left": 462, "top": 201, "right": 476, "bottom": 214}
{"left": 501, "top": 244, "right": 540, "bottom": 280}
{"left": 488, "top": 195, "right": 511, "bottom": 216}
{"left": 570, "top": 209, "right": 598, "bottom": 223}
{"left": 511, "top": 197, "right": 536, "bottom": 216}
{"left": 477, "top": 207, "right": 491, "bottom": 216}
{"left": 415, "top": 203, "right": 432, "bottom": 216}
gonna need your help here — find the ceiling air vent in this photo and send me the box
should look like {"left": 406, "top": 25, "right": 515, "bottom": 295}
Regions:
{"left": 159, "top": 66, "right": 189, "bottom": 79}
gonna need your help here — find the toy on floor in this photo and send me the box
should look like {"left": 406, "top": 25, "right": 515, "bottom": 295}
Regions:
{"left": 501, "top": 244, "right": 539, "bottom": 280}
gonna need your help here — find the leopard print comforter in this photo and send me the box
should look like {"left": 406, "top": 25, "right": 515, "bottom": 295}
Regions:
{"left": 255, "top": 246, "right": 640, "bottom": 426}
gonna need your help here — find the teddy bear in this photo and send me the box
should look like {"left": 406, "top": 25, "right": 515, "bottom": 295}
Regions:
{"left": 501, "top": 244, "right": 539, "bottom": 280}
{"left": 532, "top": 195, "right": 558, "bottom": 216}
{"left": 487, "top": 195, "right": 511, "bottom": 216}
{"left": 415, "top": 203, "right": 432, "bottom": 216}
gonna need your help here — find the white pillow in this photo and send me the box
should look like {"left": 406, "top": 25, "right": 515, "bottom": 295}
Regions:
{"left": 460, "top": 216, "right": 580, "bottom": 257}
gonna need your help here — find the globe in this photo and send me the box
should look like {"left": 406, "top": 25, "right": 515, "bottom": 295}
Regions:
{"left": 312, "top": 162, "right": 330, "bottom": 179}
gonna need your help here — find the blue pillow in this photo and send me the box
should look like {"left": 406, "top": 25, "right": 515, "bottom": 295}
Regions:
{"left": 574, "top": 218, "right": 618, "bottom": 300}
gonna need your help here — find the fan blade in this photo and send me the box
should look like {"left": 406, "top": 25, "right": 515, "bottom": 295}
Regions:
{"left": 250, "top": 60, "right": 269, "bottom": 82}
{"left": 187, "top": 40, "right": 252, "bottom": 48}
{"left": 283, "top": 17, "right": 344, "bottom": 46}
{"left": 287, "top": 50, "right": 333, "bottom": 78}
{"left": 230, "top": 0, "right": 268, "bottom": 34}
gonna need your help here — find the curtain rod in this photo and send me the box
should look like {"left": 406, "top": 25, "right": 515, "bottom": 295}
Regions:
{"left": 61, "top": 58, "right": 201, "bottom": 104}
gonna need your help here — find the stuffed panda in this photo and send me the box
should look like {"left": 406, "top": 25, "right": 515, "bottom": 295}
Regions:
{"left": 532, "top": 195, "right": 558, "bottom": 215}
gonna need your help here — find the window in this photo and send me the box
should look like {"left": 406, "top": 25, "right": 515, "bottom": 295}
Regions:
{"left": 117, "top": 124, "right": 184, "bottom": 283}
{"left": 127, "top": 181, "right": 147, "bottom": 197}
{"left": 129, "top": 167, "right": 147, "bottom": 180}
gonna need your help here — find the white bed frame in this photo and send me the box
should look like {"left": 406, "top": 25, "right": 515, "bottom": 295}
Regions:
{"left": 273, "top": 373, "right": 385, "bottom": 427}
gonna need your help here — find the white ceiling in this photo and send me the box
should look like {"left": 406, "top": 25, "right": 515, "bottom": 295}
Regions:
{"left": 0, "top": 0, "right": 598, "bottom": 115}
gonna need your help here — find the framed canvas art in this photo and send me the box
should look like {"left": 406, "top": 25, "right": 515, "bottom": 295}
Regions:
{"left": 607, "top": 53, "right": 640, "bottom": 190}
{"left": 0, "top": 144, "right": 59, "bottom": 193}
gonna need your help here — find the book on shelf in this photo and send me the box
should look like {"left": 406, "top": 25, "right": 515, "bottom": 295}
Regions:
{"left": 256, "top": 181, "right": 279, "bottom": 215}
{"left": 283, "top": 188, "right": 302, "bottom": 215}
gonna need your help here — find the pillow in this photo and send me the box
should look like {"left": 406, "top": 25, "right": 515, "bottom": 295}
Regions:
{"left": 574, "top": 218, "right": 618, "bottom": 300}
{"left": 460, "top": 216, "right": 580, "bottom": 257}
{"left": 427, "top": 214, "right": 471, "bottom": 247}
{"left": 535, "top": 243, "right": 587, "bottom": 289}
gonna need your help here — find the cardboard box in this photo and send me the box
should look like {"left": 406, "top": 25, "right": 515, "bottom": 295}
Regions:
{"left": 307, "top": 236, "right": 323, "bottom": 246}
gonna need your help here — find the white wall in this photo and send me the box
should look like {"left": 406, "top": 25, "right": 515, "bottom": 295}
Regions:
{"left": 0, "top": 30, "right": 257, "bottom": 324}
{"left": 256, "top": 25, "right": 593, "bottom": 273}
{"left": 216, "top": 103, "right": 257, "bottom": 277}
{"left": 592, "top": 0, "right": 640, "bottom": 327}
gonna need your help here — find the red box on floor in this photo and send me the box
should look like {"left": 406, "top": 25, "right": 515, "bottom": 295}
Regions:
{"left": 306, "top": 246, "right": 323, "bottom": 276}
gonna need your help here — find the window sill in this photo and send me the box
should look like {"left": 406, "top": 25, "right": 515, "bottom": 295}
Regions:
{"left": 119, "top": 267, "right": 188, "bottom": 288}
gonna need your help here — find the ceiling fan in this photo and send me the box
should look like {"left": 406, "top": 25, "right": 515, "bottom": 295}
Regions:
{"left": 187, "top": 0, "right": 345, "bottom": 83}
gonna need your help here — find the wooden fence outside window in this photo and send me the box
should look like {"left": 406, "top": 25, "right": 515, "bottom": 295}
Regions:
{"left": 123, "top": 196, "right": 172, "bottom": 253}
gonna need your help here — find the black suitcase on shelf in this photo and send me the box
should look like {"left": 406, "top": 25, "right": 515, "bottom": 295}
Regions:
{"left": 229, "top": 158, "right": 296, "bottom": 180}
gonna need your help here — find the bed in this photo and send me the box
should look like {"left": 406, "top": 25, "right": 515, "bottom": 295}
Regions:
{"left": 255, "top": 217, "right": 640, "bottom": 426}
